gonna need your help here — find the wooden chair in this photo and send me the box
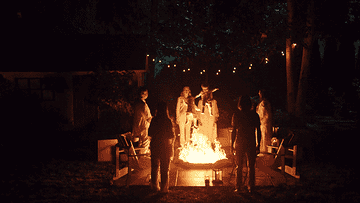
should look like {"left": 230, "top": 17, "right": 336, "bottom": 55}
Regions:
{"left": 268, "top": 133, "right": 300, "bottom": 179}
{"left": 113, "top": 132, "right": 150, "bottom": 186}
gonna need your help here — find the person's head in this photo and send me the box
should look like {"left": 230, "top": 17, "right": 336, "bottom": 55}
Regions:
{"left": 181, "top": 86, "right": 191, "bottom": 98}
{"left": 258, "top": 89, "right": 264, "bottom": 100}
{"left": 201, "top": 83, "right": 209, "bottom": 93}
{"left": 237, "top": 95, "right": 252, "bottom": 111}
{"left": 155, "top": 101, "right": 169, "bottom": 118}
{"left": 139, "top": 87, "right": 148, "bottom": 100}
{"left": 258, "top": 89, "right": 267, "bottom": 100}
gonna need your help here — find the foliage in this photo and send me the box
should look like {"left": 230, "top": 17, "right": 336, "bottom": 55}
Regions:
{"left": 145, "top": 1, "right": 289, "bottom": 73}
{"left": 88, "top": 69, "right": 137, "bottom": 115}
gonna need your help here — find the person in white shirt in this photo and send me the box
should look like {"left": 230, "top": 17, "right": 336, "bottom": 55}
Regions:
{"left": 132, "top": 87, "right": 152, "bottom": 148}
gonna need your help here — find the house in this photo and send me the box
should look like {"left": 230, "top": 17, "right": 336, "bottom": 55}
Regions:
{"left": 1, "top": 34, "right": 154, "bottom": 130}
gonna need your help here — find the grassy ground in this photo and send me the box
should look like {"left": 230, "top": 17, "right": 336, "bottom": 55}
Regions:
{"left": 2, "top": 154, "right": 359, "bottom": 203}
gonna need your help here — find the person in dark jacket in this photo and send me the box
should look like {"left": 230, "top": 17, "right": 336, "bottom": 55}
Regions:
{"left": 148, "top": 101, "right": 176, "bottom": 193}
{"left": 231, "top": 95, "right": 261, "bottom": 193}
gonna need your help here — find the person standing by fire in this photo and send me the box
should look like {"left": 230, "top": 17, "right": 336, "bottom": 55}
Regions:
{"left": 148, "top": 101, "right": 176, "bottom": 193}
{"left": 132, "top": 87, "right": 152, "bottom": 149}
{"left": 231, "top": 95, "right": 261, "bottom": 193}
{"left": 176, "top": 86, "right": 192, "bottom": 148}
{"left": 197, "top": 83, "right": 219, "bottom": 147}
{"left": 256, "top": 89, "right": 273, "bottom": 153}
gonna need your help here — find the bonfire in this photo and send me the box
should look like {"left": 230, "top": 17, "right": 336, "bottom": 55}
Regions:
{"left": 178, "top": 128, "right": 227, "bottom": 164}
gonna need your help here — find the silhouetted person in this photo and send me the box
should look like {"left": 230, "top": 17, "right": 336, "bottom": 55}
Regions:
{"left": 148, "top": 101, "right": 175, "bottom": 193}
{"left": 231, "top": 95, "right": 261, "bottom": 193}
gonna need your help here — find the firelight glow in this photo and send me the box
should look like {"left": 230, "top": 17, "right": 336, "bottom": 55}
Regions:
{"left": 178, "top": 129, "right": 227, "bottom": 164}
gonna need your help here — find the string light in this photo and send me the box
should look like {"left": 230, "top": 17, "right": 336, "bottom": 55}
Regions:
{"left": 203, "top": 69, "right": 205, "bottom": 72}
{"left": 281, "top": 51, "right": 285, "bottom": 56}
{"left": 200, "top": 72, "right": 203, "bottom": 74}
{"left": 159, "top": 60, "right": 162, "bottom": 63}
{"left": 216, "top": 73, "right": 219, "bottom": 75}
{"left": 233, "top": 70, "right": 236, "bottom": 73}
{"left": 188, "top": 68, "right": 190, "bottom": 71}
{"left": 234, "top": 67, "right": 236, "bottom": 70}
{"left": 183, "top": 69, "right": 186, "bottom": 72}
{"left": 218, "top": 70, "right": 221, "bottom": 72}
{"left": 250, "top": 64, "right": 252, "bottom": 66}
{"left": 174, "top": 64, "right": 176, "bottom": 67}
{"left": 249, "top": 66, "right": 251, "bottom": 69}
{"left": 292, "top": 43, "right": 297, "bottom": 47}
{"left": 152, "top": 59, "right": 155, "bottom": 61}
{"left": 147, "top": 54, "right": 149, "bottom": 57}
{"left": 168, "top": 65, "right": 170, "bottom": 68}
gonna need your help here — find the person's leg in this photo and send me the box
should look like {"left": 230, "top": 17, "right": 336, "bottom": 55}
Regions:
{"left": 160, "top": 157, "right": 171, "bottom": 193}
{"left": 151, "top": 157, "right": 160, "bottom": 191}
{"left": 236, "top": 148, "right": 244, "bottom": 191}
{"left": 179, "top": 122, "right": 185, "bottom": 147}
{"left": 247, "top": 148, "right": 256, "bottom": 192}
{"left": 185, "top": 119, "right": 191, "bottom": 143}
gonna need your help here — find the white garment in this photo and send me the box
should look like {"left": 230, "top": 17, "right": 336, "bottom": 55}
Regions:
{"left": 197, "top": 99, "right": 219, "bottom": 143}
{"left": 256, "top": 99, "right": 273, "bottom": 152}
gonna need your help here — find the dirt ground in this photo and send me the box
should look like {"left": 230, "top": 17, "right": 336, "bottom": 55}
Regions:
{"left": 2, "top": 157, "right": 359, "bottom": 203}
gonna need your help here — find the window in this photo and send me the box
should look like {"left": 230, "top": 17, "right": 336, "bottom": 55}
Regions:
{"left": 16, "top": 78, "right": 55, "bottom": 101}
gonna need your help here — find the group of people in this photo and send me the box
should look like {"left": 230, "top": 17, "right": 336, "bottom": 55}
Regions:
{"left": 176, "top": 83, "right": 219, "bottom": 148}
{"left": 131, "top": 85, "right": 273, "bottom": 194}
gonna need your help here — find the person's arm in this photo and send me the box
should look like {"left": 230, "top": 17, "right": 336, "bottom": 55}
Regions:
{"left": 213, "top": 100, "right": 219, "bottom": 122}
{"left": 176, "top": 97, "right": 181, "bottom": 124}
{"left": 256, "top": 115, "right": 261, "bottom": 152}
{"left": 231, "top": 113, "right": 236, "bottom": 149}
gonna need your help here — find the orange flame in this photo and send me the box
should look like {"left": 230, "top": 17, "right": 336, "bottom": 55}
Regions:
{"left": 179, "top": 129, "right": 227, "bottom": 164}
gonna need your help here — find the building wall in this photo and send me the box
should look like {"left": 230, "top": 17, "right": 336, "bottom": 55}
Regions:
{"left": 0, "top": 70, "right": 146, "bottom": 131}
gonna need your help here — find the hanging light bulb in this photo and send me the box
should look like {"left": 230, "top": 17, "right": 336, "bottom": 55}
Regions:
{"left": 188, "top": 68, "right": 190, "bottom": 71}
{"left": 233, "top": 70, "right": 236, "bottom": 73}
{"left": 152, "top": 59, "right": 155, "bottom": 62}
{"left": 159, "top": 60, "right": 162, "bottom": 63}
{"left": 174, "top": 64, "right": 176, "bottom": 67}
{"left": 183, "top": 69, "right": 186, "bottom": 72}
{"left": 147, "top": 54, "right": 149, "bottom": 57}
{"left": 168, "top": 65, "right": 170, "bottom": 68}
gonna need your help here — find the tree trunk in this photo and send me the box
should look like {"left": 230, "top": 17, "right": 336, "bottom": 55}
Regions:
{"left": 286, "top": 0, "right": 296, "bottom": 114}
{"left": 295, "top": 0, "right": 315, "bottom": 118}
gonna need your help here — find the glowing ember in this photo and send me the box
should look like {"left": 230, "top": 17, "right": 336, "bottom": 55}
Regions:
{"left": 179, "top": 129, "right": 227, "bottom": 164}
